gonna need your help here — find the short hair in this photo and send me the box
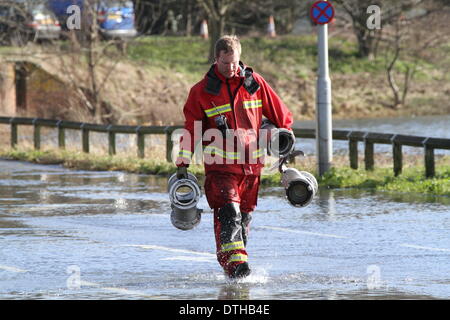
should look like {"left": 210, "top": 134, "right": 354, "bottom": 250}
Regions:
{"left": 214, "top": 35, "right": 242, "bottom": 58}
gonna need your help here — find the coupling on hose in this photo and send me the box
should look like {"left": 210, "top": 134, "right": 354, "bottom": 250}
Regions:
{"left": 260, "top": 118, "right": 296, "bottom": 157}
{"left": 167, "top": 170, "right": 203, "bottom": 230}
{"left": 281, "top": 168, "right": 318, "bottom": 207}
{"left": 275, "top": 150, "right": 318, "bottom": 208}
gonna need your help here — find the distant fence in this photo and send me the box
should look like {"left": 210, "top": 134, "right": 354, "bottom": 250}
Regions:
{"left": 1, "top": 116, "right": 449, "bottom": 178}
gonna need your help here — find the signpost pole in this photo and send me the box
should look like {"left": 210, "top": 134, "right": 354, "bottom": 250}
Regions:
{"left": 315, "top": 2, "right": 333, "bottom": 176}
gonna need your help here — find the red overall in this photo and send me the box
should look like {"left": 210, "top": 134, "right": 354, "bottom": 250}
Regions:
{"left": 176, "top": 62, "right": 293, "bottom": 276}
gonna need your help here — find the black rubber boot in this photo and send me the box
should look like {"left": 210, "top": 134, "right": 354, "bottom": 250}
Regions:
{"left": 230, "top": 262, "right": 251, "bottom": 279}
{"left": 218, "top": 202, "right": 243, "bottom": 244}
{"left": 241, "top": 212, "right": 252, "bottom": 247}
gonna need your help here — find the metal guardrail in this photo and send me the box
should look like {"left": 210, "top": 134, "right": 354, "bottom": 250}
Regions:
{"left": 0, "top": 116, "right": 181, "bottom": 163}
{"left": 1, "top": 116, "right": 449, "bottom": 178}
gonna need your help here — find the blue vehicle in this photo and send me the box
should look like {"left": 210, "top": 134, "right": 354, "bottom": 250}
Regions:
{"left": 97, "top": 0, "right": 137, "bottom": 39}
{"left": 48, "top": 0, "right": 137, "bottom": 39}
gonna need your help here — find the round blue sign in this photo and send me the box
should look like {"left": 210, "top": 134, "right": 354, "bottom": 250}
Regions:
{"left": 310, "top": 1, "right": 335, "bottom": 25}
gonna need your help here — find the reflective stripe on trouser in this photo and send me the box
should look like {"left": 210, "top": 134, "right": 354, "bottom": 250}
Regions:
{"left": 228, "top": 253, "right": 248, "bottom": 263}
{"left": 221, "top": 241, "right": 245, "bottom": 252}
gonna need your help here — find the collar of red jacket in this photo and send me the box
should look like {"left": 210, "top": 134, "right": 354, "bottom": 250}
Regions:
{"left": 205, "top": 61, "right": 259, "bottom": 96}
{"left": 211, "top": 62, "right": 246, "bottom": 83}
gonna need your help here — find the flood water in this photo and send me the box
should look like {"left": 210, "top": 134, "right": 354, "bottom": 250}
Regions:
{"left": 1, "top": 159, "right": 449, "bottom": 300}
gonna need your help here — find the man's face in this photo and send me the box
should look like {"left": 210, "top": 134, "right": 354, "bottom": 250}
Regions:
{"left": 216, "top": 50, "right": 240, "bottom": 79}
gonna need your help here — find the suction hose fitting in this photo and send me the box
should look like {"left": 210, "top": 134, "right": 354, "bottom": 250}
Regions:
{"left": 167, "top": 172, "right": 202, "bottom": 230}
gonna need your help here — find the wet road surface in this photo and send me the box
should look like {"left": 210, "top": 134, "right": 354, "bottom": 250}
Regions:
{"left": 1, "top": 159, "right": 449, "bottom": 299}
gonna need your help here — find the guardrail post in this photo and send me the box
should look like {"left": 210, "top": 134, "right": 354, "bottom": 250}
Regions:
{"left": 107, "top": 125, "right": 116, "bottom": 156}
{"left": 10, "top": 118, "right": 17, "bottom": 148}
{"left": 136, "top": 126, "right": 145, "bottom": 159}
{"left": 57, "top": 120, "right": 65, "bottom": 149}
{"left": 33, "top": 118, "right": 40, "bottom": 150}
{"left": 349, "top": 136, "right": 358, "bottom": 169}
{"left": 81, "top": 123, "right": 89, "bottom": 153}
{"left": 424, "top": 144, "right": 435, "bottom": 178}
{"left": 393, "top": 140, "right": 402, "bottom": 176}
{"left": 364, "top": 134, "right": 374, "bottom": 171}
{"left": 165, "top": 126, "right": 173, "bottom": 163}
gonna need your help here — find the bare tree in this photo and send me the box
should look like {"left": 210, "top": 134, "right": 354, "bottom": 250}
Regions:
{"left": 333, "top": 0, "right": 424, "bottom": 59}
{"left": 384, "top": 17, "right": 411, "bottom": 108}
{"left": 195, "top": 0, "right": 229, "bottom": 62}
{"left": 225, "top": 0, "right": 313, "bottom": 35}
{"left": 57, "top": 0, "right": 133, "bottom": 123}
{"left": 0, "top": 0, "right": 46, "bottom": 46}
{"left": 382, "top": 7, "right": 450, "bottom": 108}
{"left": 134, "top": 0, "right": 176, "bottom": 35}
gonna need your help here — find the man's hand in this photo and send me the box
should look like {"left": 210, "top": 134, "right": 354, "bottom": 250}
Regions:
{"left": 176, "top": 166, "right": 188, "bottom": 180}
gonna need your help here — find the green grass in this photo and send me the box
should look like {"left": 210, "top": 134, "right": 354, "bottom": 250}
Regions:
{"left": 318, "top": 166, "right": 450, "bottom": 196}
{"left": 126, "top": 35, "right": 422, "bottom": 76}
{"left": 1, "top": 148, "right": 449, "bottom": 197}
{"left": 128, "top": 36, "right": 210, "bottom": 76}
{"left": 126, "top": 34, "right": 447, "bottom": 84}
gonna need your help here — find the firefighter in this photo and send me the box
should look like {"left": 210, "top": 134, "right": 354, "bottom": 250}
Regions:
{"left": 175, "top": 35, "right": 293, "bottom": 279}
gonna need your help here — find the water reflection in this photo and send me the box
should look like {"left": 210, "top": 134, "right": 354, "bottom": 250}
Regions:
{"left": 213, "top": 271, "right": 439, "bottom": 300}
{"left": 217, "top": 283, "right": 251, "bottom": 300}
{"left": 317, "top": 189, "right": 337, "bottom": 219}
{"left": 0, "top": 162, "right": 170, "bottom": 216}
{"left": 0, "top": 218, "right": 28, "bottom": 230}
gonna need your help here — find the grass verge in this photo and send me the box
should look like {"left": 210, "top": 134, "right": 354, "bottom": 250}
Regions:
{"left": 1, "top": 148, "right": 449, "bottom": 197}
{"left": 318, "top": 166, "right": 450, "bottom": 196}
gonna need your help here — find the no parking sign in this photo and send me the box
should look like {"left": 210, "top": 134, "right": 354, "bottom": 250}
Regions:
{"left": 310, "top": 1, "right": 335, "bottom": 25}
{"left": 310, "top": 1, "right": 334, "bottom": 175}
